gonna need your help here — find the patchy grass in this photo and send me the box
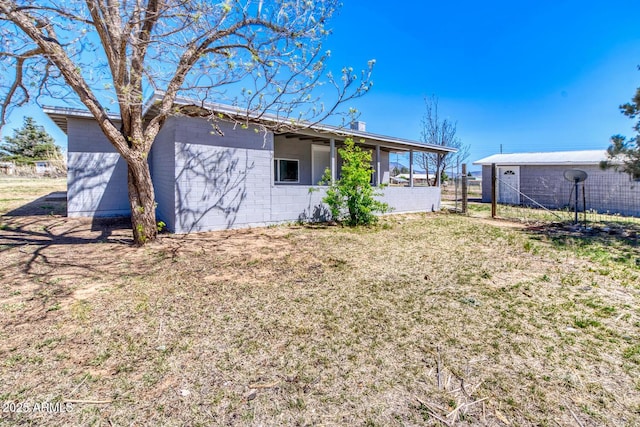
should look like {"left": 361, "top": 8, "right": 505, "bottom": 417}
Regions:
{"left": 469, "top": 200, "right": 640, "bottom": 227}
{"left": 0, "top": 183, "right": 639, "bottom": 426}
{"left": 0, "top": 177, "right": 66, "bottom": 215}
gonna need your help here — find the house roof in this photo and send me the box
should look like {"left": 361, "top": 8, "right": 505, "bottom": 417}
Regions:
{"left": 43, "top": 94, "right": 456, "bottom": 155}
{"left": 473, "top": 150, "right": 610, "bottom": 166}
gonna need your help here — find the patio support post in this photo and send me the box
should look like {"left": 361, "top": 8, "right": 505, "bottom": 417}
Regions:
{"left": 409, "top": 150, "right": 414, "bottom": 188}
{"left": 375, "top": 145, "right": 381, "bottom": 186}
{"left": 330, "top": 138, "right": 336, "bottom": 183}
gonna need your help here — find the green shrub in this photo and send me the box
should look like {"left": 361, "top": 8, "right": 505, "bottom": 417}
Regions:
{"left": 321, "top": 138, "right": 389, "bottom": 226}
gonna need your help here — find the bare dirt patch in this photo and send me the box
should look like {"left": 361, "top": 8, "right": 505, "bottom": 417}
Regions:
{"left": 1, "top": 181, "right": 639, "bottom": 426}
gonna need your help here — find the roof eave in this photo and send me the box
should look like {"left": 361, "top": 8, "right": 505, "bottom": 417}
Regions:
{"left": 167, "top": 96, "right": 456, "bottom": 153}
{"left": 43, "top": 106, "right": 121, "bottom": 134}
{"left": 43, "top": 96, "right": 457, "bottom": 154}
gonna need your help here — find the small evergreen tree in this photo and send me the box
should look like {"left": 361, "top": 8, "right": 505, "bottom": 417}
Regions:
{"left": 601, "top": 134, "right": 640, "bottom": 180}
{"left": 1, "top": 117, "right": 61, "bottom": 165}
{"left": 601, "top": 78, "right": 640, "bottom": 180}
{"left": 322, "top": 138, "right": 389, "bottom": 226}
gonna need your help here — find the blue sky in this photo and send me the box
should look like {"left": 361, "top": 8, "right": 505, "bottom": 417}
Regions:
{"left": 324, "top": 0, "right": 640, "bottom": 169}
{"left": 3, "top": 0, "right": 640, "bottom": 172}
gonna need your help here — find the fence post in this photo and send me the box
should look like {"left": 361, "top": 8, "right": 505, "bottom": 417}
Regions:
{"left": 491, "top": 163, "right": 497, "bottom": 218}
{"left": 454, "top": 158, "right": 459, "bottom": 212}
{"left": 461, "top": 163, "right": 468, "bottom": 214}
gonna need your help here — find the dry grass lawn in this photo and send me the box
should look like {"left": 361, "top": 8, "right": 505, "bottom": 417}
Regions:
{"left": 0, "top": 178, "right": 639, "bottom": 426}
{"left": 0, "top": 177, "right": 67, "bottom": 217}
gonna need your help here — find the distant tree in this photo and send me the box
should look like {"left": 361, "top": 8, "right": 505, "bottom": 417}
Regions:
{"left": 600, "top": 135, "right": 640, "bottom": 180}
{"left": 322, "top": 138, "right": 389, "bottom": 226}
{"left": 601, "top": 80, "right": 640, "bottom": 180}
{"left": 0, "top": 1, "right": 373, "bottom": 244}
{"left": 415, "top": 96, "right": 469, "bottom": 185}
{"left": 1, "top": 116, "right": 61, "bottom": 165}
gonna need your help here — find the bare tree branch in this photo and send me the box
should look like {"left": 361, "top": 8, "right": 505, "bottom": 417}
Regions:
{"left": 1, "top": 2, "right": 132, "bottom": 158}
{"left": 1, "top": 0, "right": 374, "bottom": 244}
{"left": 417, "top": 96, "right": 468, "bottom": 185}
{"left": 0, "top": 47, "right": 42, "bottom": 130}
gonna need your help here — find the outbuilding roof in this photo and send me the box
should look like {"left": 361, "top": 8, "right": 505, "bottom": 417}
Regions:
{"left": 473, "top": 150, "right": 609, "bottom": 166}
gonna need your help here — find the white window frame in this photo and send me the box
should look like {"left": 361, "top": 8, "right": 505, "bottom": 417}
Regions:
{"left": 274, "top": 158, "right": 300, "bottom": 184}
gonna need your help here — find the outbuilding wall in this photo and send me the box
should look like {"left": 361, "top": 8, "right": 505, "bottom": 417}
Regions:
{"left": 481, "top": 164, "right": 640, "bottom": 216}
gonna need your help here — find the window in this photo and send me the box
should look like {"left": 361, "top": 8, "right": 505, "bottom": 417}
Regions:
{"left": 274, "top": 158, "right": 299, "bottom": 183}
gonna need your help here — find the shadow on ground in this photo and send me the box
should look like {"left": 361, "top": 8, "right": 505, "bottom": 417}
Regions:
{"left": 0, "top": 215, "right": 132, "bottom": 253}
{"left": 0, "top": 212, "right": 134, "bottom": 326}
{"left": 4, "top": 191, "right": 67, "bottom": 216}
{"left": 1, "top": 190, "right": 132, "bottom": 315}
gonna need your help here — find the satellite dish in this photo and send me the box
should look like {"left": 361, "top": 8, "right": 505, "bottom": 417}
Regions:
{"left": 564, "top": 169, "right": 588, "bottom": 183}
{"left": 563, "top": 169, "right": 588, "bottom": 225}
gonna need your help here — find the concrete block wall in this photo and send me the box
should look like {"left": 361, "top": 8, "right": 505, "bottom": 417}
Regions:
{"left": 519, "top": 165, "right": 578, "bottom": 208}
{"left": 150, "top": 118, "right": 177, "bottom": 231}
{"left": 270, "top": 186, "right": 329, "bottom": 222}
{"left": 379, "top": 186, "right": 441, "bottom": 213}
{"left": 520, "top": 165, "right": 640, "bottom": 216}
{"left": 481, "top": 164, "right": 640, "bottom": 216}
{"left": 173, "top": 118, "right": 274, "bottom": 233}
{"left": 66, "top": 114, "right": 444, "bottom": 232}
{"left": 270, "top": 185, "right": 439, "bottom": 224}
{"left": 66, "top": 118, "right": 131, "bottom": 217}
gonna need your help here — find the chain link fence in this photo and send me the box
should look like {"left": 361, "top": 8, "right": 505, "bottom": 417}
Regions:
{"left": 441, "top": 175, "right": 481, "bottom": 212}
{"left": 489, "top": 166, "right": 640, "bottom": 226}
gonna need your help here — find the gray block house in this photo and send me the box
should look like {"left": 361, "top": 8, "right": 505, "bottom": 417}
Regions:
{"left": 473, "top": 150, "right": 640, "bottom": 216}
{"left": 45, "top": 97, "right": 455, "bottom": 233}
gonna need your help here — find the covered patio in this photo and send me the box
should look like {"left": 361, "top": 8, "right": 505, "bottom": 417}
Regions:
{"left": 269, "top": 123, "right": 456, "bottom": 222}
{"left": 273, "top": 123, "right": 455, "bottom": 188}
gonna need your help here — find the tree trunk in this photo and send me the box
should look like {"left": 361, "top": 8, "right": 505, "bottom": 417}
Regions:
{"left": 127, "top": 156, "right": 157, "bottom": 245}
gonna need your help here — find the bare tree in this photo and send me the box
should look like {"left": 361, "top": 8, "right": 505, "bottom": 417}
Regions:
{"left": 0, "top": 0, "right": 373, "bottom": 244}
{"left": 415, "top": 96, "right": 468, "bottom": 185}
